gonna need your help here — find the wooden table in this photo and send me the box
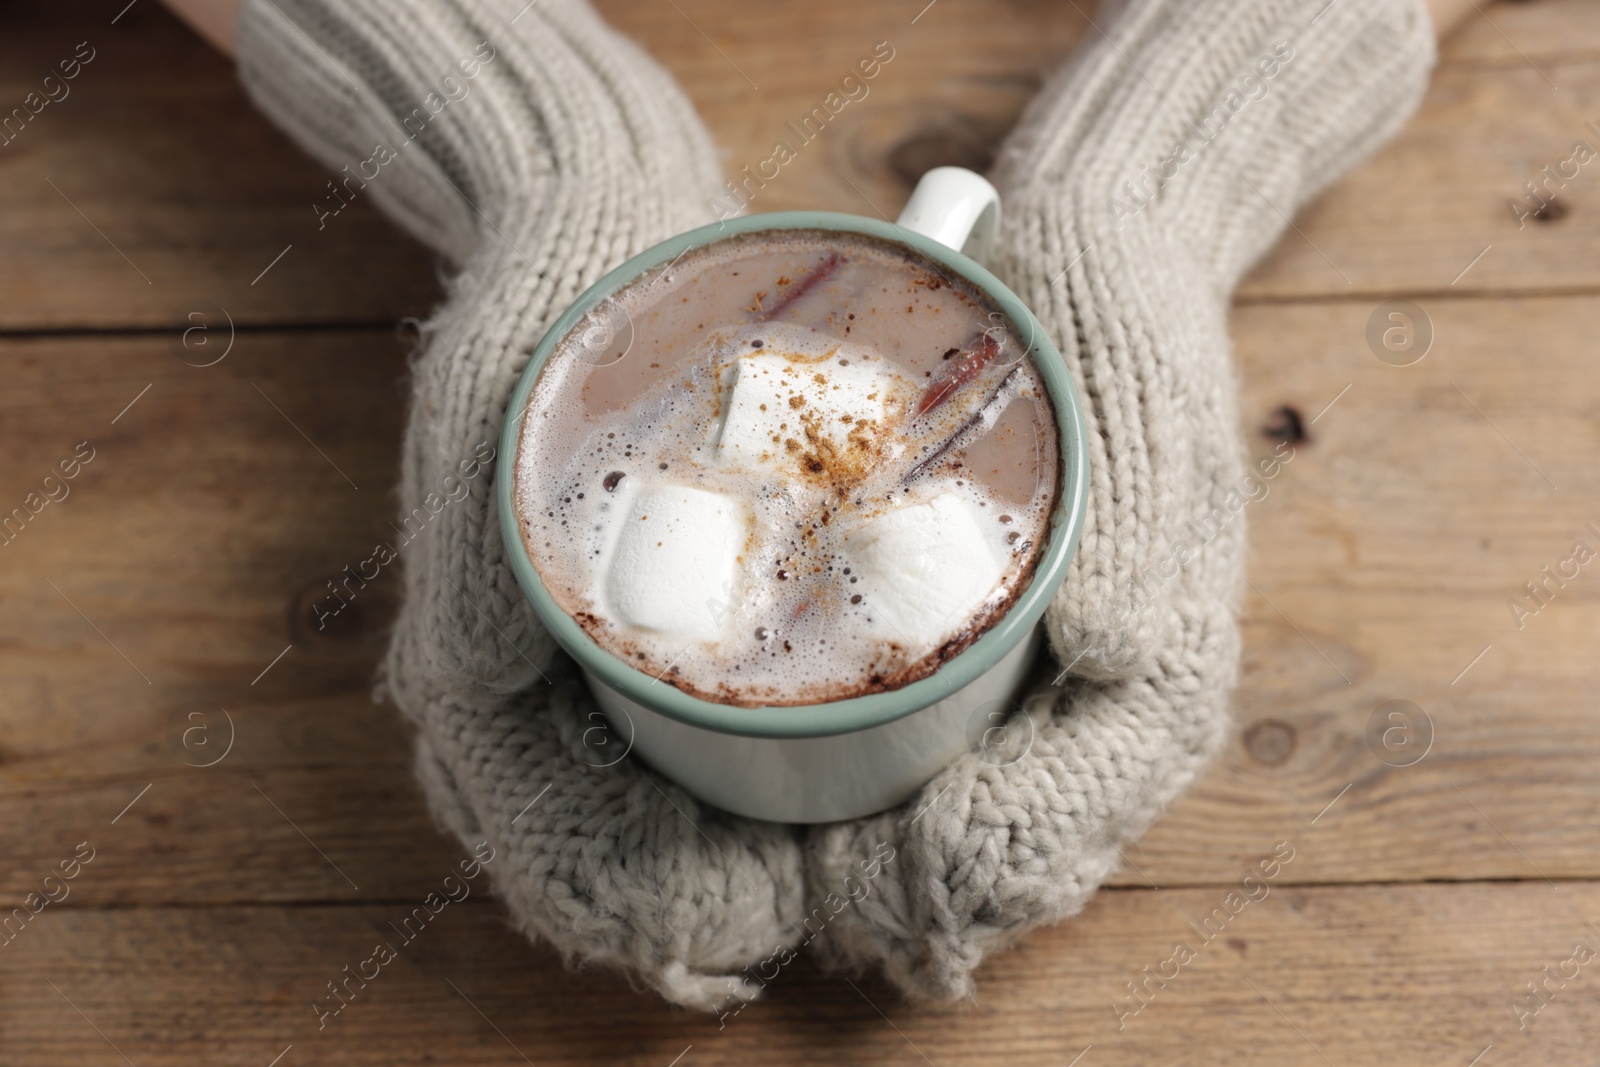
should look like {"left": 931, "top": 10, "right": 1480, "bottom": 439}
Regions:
{"left": 3, "top": 1, "right": 1597, "bottom": 1063}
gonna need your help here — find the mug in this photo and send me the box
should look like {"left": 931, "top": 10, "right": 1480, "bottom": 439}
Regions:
{"left": 497, "top": 167, "right": 1089, "bottom": 824}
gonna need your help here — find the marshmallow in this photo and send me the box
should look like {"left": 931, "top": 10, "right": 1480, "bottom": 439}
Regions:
{"left": 845, "top": 489, "right": 1007, "bottom": 645}
{"left": 717, "top": 351, "right": 893, "bottom": 470}
{"left": 605, "top": 484, "right": 748, "bottom": 643}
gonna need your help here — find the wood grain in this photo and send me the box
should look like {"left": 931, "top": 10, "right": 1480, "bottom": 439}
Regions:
{"left": 3, "top": 884, "right": 1597, "bottom": 1066}
{"left": 10, "top": 0, "right": 1600, "bottom": 332}
{"left": 1443, "top": 0, "right": 1600, "bottom": 63}
{"left": 4, "top": 293, "right": 1599, "bottom": 906}
{"left": 1125, "top": 292, "right": 1600, "bottom": 885}
{"left": 3, "top": 2, "right": 1600, "bottom": 1065}
{"left": 0, "top": 0, "right": 439, "bottom": 330}
{"left": 1236, "top": 60, "right": 1600, "bottom": 301}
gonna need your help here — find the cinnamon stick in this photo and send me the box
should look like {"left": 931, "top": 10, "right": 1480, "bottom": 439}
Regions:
{"left": 914, "top": 331, "right": 1001, "bottom": 416}
{"left": 758, "top": 253, "right": 842, "bottom": 322}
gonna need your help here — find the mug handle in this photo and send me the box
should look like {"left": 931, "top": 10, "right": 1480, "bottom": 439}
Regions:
{"left": 894, "top": 166, "right": 1001, "bottom": 263}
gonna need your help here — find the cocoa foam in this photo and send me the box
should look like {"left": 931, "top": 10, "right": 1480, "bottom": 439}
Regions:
{"left": 514, "top": 230, "right": 1058, "bottom": 707}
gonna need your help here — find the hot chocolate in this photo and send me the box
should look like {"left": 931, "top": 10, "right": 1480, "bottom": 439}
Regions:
{"left": 514, "top": 228, "right": 1059, "bottom": 707}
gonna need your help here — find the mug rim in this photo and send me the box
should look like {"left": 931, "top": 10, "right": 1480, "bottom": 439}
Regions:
{"left": 496, "top": 209, "right": 1089, "bottom": 740}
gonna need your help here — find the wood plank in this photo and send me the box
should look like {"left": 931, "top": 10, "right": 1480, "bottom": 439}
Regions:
{"left": 1125, "top": 291, "right": 1600, "bottom": 884}
{"left": 598, "top": 0, "right": 1600, "bottom": 303}
{"left": 16, "top": 0, "right": 1600, "bottom": 334}
{"left": 0, "top": 327, "right": 426, "bottom": 902}
{"left": 2, "top": 883, "right": 1595, "bottom": 1065}
{"left": 1443, "top": 0, "right": 1600, "bottom": 65}
{"left": 1236, "top": 59, "right": 1600, "bottom": 300}
{"left": 1, "top": 0, "right": 1091, "bottom": 332}
{"left": 3, "top": 290, "right": 1599, "bottom": 904}
{"left": 0, "top": 0, "right": 439, "bottom": 330}
{"left": 5, "top": 3, "right": 1599, "bottom": 1065}
{"left": 595, "top": 0, "right": 1090, "bottom": 215}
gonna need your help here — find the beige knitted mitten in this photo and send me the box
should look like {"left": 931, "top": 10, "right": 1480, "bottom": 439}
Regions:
{"left": 803, "top": 0, "right": 1434, "bottom": 999}
{"left": 237, "top": 0, "right": 1434, "bottom": 1010}
{"left": 239, "top": 0, "right": 807, "bottom": 1010}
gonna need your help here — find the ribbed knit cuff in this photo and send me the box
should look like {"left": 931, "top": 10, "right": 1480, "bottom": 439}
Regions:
{"left": 237, "top": 0, "right": 725, "bottom": 266}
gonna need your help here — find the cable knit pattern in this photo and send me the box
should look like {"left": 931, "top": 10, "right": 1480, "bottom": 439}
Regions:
{"left": 237, "top": 0, "right": 1433, "bottom": 1009}
{"left": 806, "top": 0, "right": 1433, "bottom": 998}
{"left": 239, "top": 0, "right": 803, "bottom": 1012}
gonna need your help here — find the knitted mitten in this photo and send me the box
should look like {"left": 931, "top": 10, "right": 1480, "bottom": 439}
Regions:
{"left": 238, "top": 0, "right": 805, "bottom": 1010}
{"left": 804, "top": 0, "right": 1435, "bottom": 1000}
